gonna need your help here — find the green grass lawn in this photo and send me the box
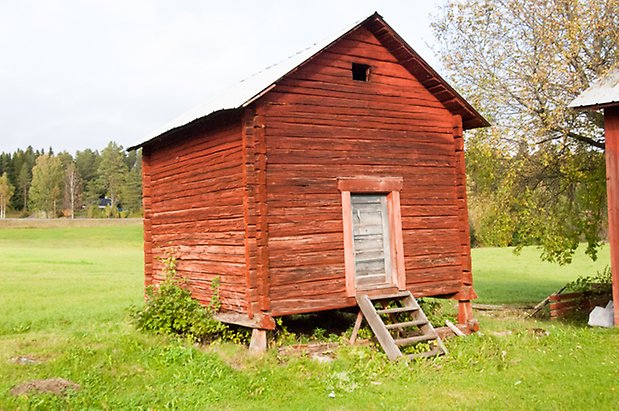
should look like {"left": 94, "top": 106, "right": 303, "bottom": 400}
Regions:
{"left": 0, "top": 221, "right": 618, "bottom": 409}
{"left": 0, "top": 223, "right": 144, "bottom": 335}
{"left": 472, "top": 245, "right": 611, "bottom": 304}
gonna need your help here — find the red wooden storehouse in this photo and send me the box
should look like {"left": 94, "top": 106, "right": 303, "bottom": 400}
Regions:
{"left": 569, "top": 67, "right": 619, "bottom": 326}
{"left": 129, "top": 13, "right": 489, "bottom": 343}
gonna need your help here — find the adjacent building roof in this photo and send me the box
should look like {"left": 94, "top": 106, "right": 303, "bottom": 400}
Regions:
{"left": 569, "top": 67, "right": 619, "bottom": 110}
{"left": 129, "top": 12, "right": 489, "bottom": 151}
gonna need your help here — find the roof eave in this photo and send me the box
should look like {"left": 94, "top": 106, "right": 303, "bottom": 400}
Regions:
{"left": 568, "top": 67, "right": 619, "bottom": 113}
{"left": 363, "top": 16, "right": 490, "bottom": 130}
{"left": 569, "top": 101, "right": 619, "bottom": 112}
{"left": 128, "top": 108, "right": 242, "bottom": 151}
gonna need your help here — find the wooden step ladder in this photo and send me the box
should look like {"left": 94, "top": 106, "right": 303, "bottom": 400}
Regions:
{"left": 355, "top": 291, "right": 447, "bottom": 361}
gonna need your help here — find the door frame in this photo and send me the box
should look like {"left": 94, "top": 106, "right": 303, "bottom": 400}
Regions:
{"left": 338, "top": 176, "right": 406, "bottom": 296}
{"left": 351, "top": 194, "right": 393, "bottom": 290}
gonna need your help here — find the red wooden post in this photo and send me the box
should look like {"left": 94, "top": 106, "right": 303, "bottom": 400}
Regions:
{"left": 457, "top": 300, "right": 473, "bottom": 324}
{"left": 605, "top": 106, "right": 619, "bottom": 327}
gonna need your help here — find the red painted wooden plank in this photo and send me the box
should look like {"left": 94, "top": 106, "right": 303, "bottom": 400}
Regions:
{"left": 389, "top": 190, "right": 406, "bottom": 290}
{"left": 605, "top": 106, "right": 619, "bottom": 326}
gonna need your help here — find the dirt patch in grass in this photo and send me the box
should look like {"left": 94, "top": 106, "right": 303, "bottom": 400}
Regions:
{"left": 10, "top": 377, "right": 80, "bottom": 397}
{"left": 278, "top": 342, "right": 340, "bottom": 358}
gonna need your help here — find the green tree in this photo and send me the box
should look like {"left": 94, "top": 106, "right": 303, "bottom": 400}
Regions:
{"left": 29, "top": 155, "right": 64, "bottom": 217}
{"left": 56, "top": 151, "right": 81, "bottom": 218}
{"left": 75, "top": 148, "right": 102, "bottom": 206}
{"left": 0, "top": 172, "right": 15, "bottom": 219}
{"left": 97, "top": 142, "right": 128, "bottom": 213}
{"left": 0, "top": 153, "right": 11, "bottom": 178}
{"left": 16, "top": 162, "right": 31, "bottom": 211}
{"left": 432, "top": 0, "right": 619, "bottom": 263}
{"left": 119, "top": 149, "right": 142, "bottom": 214}
{"left": 12, "top": 146, "right": 38, "bottom": 211}
{"left": 75, "top": 148, "right": 100, "bottom": 183}
{"left": 56, "top": 151, "right": 74, "bottom": 169}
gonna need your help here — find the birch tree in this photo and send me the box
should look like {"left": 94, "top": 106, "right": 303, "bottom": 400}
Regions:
{"left": 29, "top": 155, "right": 64, "bottom": 217}
{"left": 432, "top": 0, "right": 619, "bottom": 263}
{"left": 65, "top": 163, "right": 81, "bottom": 219}
{"left": 0, "top": 172, "right": 14, "bottom": 219}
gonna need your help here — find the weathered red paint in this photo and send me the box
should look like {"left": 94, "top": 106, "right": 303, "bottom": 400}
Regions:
{"left": 604, "top": 106, "right": 619, "bottom": 326}
{"left": 138, "top": 15, "right": 487, "bottom": 328}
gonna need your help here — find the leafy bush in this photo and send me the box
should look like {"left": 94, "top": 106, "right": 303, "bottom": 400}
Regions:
{"left": 130, "top": 251, "right": 230, "bottom": 343}
{"left": 104, "top": 205, "right": 119, "bottom": 218}
{"left": 418, "top": 298, "right": 457, "bottom": 325}
{"left": 86, "top": 205, "right": 104, "bottom": 218}
{"left": 128, "top": 208, "right": 144, "bottom": 218}
{"left": 271, "top": 317, "right": 298, "bottom": 346}
{"left": 565, "top": 266, "right": 612, "bottom": 294}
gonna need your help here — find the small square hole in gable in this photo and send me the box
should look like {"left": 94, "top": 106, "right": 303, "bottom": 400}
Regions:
{"left": 352, "top": 63, "right": 371, "bottom": 82}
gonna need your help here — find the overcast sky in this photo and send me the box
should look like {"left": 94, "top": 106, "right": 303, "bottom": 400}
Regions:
{"left": 1, "top": 0, "right": 445, "bottom": 154}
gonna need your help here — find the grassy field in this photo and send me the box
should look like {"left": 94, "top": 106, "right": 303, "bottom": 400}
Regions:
{"left": 1, "top": 221, "right": 618, "bottom": 409}
{"left": 472, "top": 245, "right": 611, "bottom": 305}
{"left": 0, "top": 222, "right": 143, "bottom": 336}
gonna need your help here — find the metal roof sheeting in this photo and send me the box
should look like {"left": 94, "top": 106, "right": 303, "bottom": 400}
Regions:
{"left": 569, "top": 67, "right": 619, "bottom": 110}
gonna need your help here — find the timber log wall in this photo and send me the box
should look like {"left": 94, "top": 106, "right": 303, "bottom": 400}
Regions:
{"left": 257, "top": 26, "right": 467, "bottom": 316}
{"left": 142, "top": 123, "right": 248, "bottom": 312}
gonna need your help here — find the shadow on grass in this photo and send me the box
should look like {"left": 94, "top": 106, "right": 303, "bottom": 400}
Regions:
{"left": 475, "top": 278, "right": 568, "bottom": 305}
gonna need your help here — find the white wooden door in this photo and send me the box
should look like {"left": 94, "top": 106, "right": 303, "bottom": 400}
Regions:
{"left": 351, "top": 194, "right": 392, "bottom": 289}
